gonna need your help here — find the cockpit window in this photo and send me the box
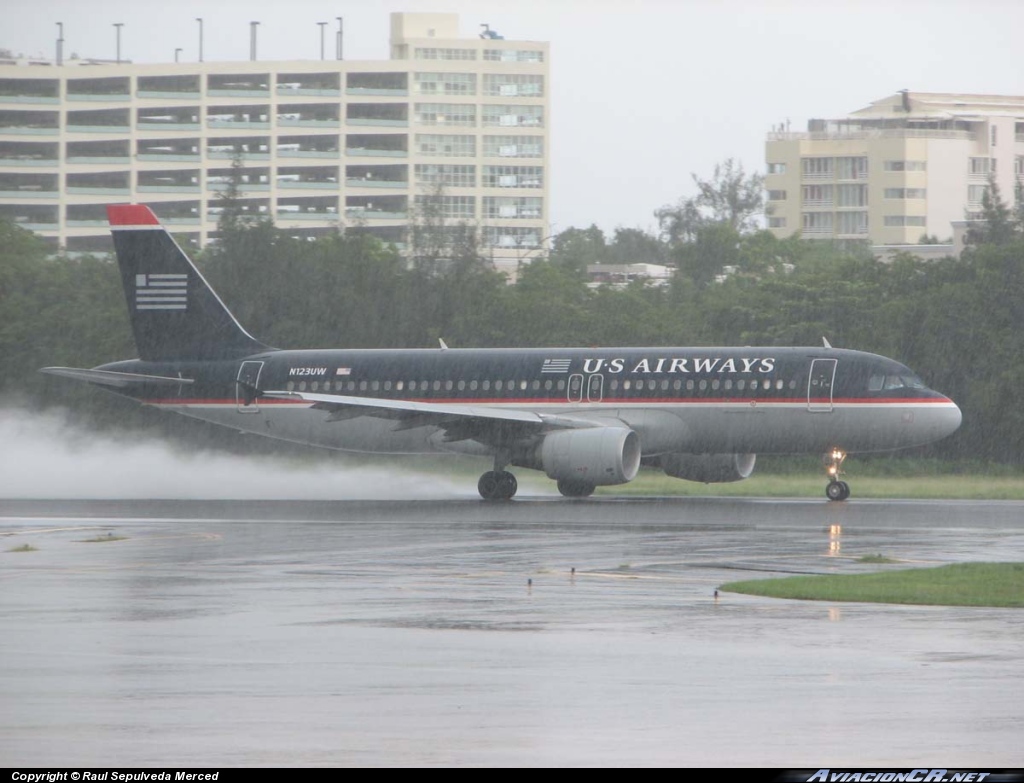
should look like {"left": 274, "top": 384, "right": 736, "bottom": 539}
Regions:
{"left": 870, "top": 373, "right": 926, "bottom": 392}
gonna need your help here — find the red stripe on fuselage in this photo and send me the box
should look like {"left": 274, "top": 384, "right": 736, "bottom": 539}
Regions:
{"left": 145, "top": 396, "right": 954, "bottom": 406}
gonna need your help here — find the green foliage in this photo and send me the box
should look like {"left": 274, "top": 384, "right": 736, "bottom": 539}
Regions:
{"left": 721, "top": 563, "right": 1024, "bottom": 608}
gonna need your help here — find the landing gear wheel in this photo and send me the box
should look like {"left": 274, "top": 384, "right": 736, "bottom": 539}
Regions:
{"left": 826, "top": 480, "right": 850, "bottom": 502}
{"left": 557, "top": 478, "right": 596, "bottom": 498}
{"left": 478, "top": 470, "right": 517, "bottom": 500}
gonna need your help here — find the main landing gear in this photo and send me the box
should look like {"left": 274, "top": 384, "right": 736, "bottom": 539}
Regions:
{"left": 478, "top": 469, "right": 518, "bottom": 500}
{"left": 824, "top": 448, "right": 850, "bottom": 501}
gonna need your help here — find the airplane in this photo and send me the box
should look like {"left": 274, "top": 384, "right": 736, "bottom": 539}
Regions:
{"left": 42, "top": 204, "right": 962, "bottom": 501}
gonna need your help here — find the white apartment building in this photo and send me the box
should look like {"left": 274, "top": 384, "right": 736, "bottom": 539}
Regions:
{"left": 0, "top": 13, "right": 549, "bottom": 273}
{"left": 765, "top": 92, "right": 1024, "bottom": 246}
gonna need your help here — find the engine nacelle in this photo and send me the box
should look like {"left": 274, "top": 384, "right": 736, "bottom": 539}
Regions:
{"left": 533, "top": 427, "right": 641, "bottom": 486}
{"left": 660, "top": 453, "right": 756, "bottom": 483}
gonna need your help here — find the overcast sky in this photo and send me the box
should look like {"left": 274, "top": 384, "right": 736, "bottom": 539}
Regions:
{"left": 5, "top": 0, "right": 1024, "bottom": 237}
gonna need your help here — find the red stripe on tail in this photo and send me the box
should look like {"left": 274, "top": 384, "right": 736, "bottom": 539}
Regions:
{"left": 107, "top": 204, "right": 160, "bottom": 227}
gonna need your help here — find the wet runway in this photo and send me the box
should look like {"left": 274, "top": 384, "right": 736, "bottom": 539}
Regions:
{"left": 2, "top": 495, "right": 1023, "bottom": 767}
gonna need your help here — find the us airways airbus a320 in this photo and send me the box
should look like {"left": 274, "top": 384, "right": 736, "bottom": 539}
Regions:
{"left": 42, "top": 205, "right": 962, "bottom": 501}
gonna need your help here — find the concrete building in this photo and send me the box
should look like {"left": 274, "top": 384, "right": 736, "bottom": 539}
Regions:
{"left": 765, "top": 92, "right": 1024, "bottom": 247}
{"left": 0, "top": 13, "right": 549, "bottom": 274}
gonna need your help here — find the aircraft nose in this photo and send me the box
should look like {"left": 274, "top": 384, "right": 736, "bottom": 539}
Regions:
{"left": 935, "top": 396, "right": 962, "bottom": 438}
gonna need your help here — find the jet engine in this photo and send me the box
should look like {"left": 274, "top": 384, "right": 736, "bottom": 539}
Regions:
{"left": 660, "top": 453, "right": 756, "bottom": 483}
{"left": 520, "top": 427, "right": 641, "bottom": 486}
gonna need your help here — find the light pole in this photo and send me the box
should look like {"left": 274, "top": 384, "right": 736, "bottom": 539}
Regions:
{"left": 318, "top": 22, "right": 327, "bottom": 60}
{"left": 336, "top": 17, "right": 344, "bottom": 60}
{"left": 196, "top": 18, "right": 203, "bottom": 62}
{"left": 175, "top": 47, "right": 182, "bottom": 63}
{"left": 113, "top": 23, "right": 123, "bottom": 64}
{"left": 249, "top": 21, "right": 259, "bottom": 61}
{"left": 55, "top": 22, "right": 64, "bottom": 66}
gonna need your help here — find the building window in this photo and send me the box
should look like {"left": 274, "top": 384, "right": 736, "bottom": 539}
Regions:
{"left": 802, "top": 184, "right": 833, "bottom": 206}
{"left": 836, "top": 156, "right": 868, "bottom": 180}
{"left": 413, "top": 72, "right": 476, "bottom": 96}
{"left": 969, "top": 157, "right": 995, "bottom": 176}
{"left": 414, "top": 48, "right": 477, "bottom": 61}
{"left": 482, "top": 73, "right": 544, "bottom": 97}
{"left": 415, "top": 133, "right": 475, "bottom": 157}
{"left": 482, "top": 165, "right": 543, "bottom": 188}
{"left": 414, "top": 194, "right": 475, "bottom": 219}
{"left": 801, "top": 157, "right": 834, "bottom": 179}
{"left": 884, "top": 160, "right": 926, "bottom": 172}
{"left": 414, "top": 164, "right": 476, "bottom": 187}
{"left": 483, "top": 196, "right": 542, "bottom": 219}
{"left": 802, "top": 212, "right": 833, "bottom": 234}
{"left": 483, "top": 226, "right": 540, "bottom": 247}
{"left": 767, "top": 162, "right": 787, "bottom": 175}
{"left": 968, "top": 184, "right": 989, "bottom": 204}
{"left": 767, "top": 190, "right": 787, "bottom": 201}
{"left": 884, "top": 188, "right": 926, "bottom": 199}
{"left": 483, "top": 135, "right": 543, "bottom": 158}
{"left": 768, "top": 217, "right": 787, "bottom": 228}
{"left": 836, "top": 211, "right": 868, "bottom": 235}
{"left": 414, "top": 103, "right": 476, "bottom": 127}
{"left": 483, "top": 49, "right": 544, "bottom": 63}
{"left": 481, "top": 104, "right": 543, "bottom": 128}
{"left": 837, "top": 184, "right": 868, "bottom": 207}
{"left": 884, "top": 215, "right": 927, "bottom": 227}
{"left": 1015, "top": 156, "right": 1024, "bottom": 176}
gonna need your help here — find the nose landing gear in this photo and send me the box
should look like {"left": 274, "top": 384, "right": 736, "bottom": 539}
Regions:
{"left": 824, "top": 448, "right": 850, "bottom": 501}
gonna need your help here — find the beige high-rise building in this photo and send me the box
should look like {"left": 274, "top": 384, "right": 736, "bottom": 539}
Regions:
{"left": 765, "top": 92, "right": 1024, "bottom": 247}
{"left": 0, "top": 13, "right": 549, "bottom": 274}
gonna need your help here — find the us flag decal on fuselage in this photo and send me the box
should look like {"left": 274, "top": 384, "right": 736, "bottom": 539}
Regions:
{"left": 135, "top": 273, "right": 188, "bottom": 310}
{"left": 541, "top": 358, "right": 571, "bottom": 374}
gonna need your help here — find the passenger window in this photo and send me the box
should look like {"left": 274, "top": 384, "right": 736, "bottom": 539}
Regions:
{"left": 557, "top": 379, "right": 566, "bottom": 391}
{"left": 711, "top": 379, "right": 720, "bottom": 390}
{"left": 311, "top": 381, "right": 319, "bottom": 391}
{"left": 433, "top": 380, "right": 441, "bottom": 391}
{"left": 409, "top": 381, "right": 417, "bottom": 391}
{"left": 482, "top": 380, "right": 491, "bottom": 391}
{"left": 445, "top": 380, "right": 453, "bottom": 391}
{"left": 686, "top": 380, "right": 695, "bottom": 391}
{"left": 359, "top": 381, "right": 367, "bottom": 391}
{"left": 287, "top": 381, "right": 295, "bottom": 391}
{"left": 737, "top": 379, "right": 745, "bottom": 390}
{"left": 724, "top": 379, "right": 732, "bottom": 390}
{"left": 458, "top": 380, "right": 465, "bottom": 391}
{"left": 699, "top": 380, "right": 707, "bottom": 391}
{"left": 496, "top": 380, "right": 503, "bottom": 391}
{"left": 544, "top": 379, "right": 552, "bottom": 391}
{"left": 371, "top": 381, "right": 379, "bottom": 391}
{"left": 673, "top": 380, "right": 681, "bottom": 391}
{"left": 531, "top": 380, "right": 539, "bottom": 391}
{"left": 396, "top": 381, "right": 404, "bottom": 391}
{"left": 384, "top": 381, "right": 392, "bottom": 391}
{"left": 470, "top": 380, "right": 478, "bottom": 391}
{"left": 624, "top": 380, "right": 632, "bottom": 390}
{"left": 299, "top": 381, "right": 307, "bottom": 391}
{"left": 868, "top": 374, "right": 885, "bottom": 391}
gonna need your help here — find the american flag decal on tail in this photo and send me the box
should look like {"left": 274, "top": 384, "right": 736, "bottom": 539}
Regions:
{"left": 541, "top": 358, "right": 571, "bottom": 374}
{"left": 135, "top": 273, "right": 188, "bottom": 311}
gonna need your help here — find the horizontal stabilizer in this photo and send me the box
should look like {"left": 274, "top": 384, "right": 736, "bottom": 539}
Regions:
{"left": 40, "top": 367, "right": 194, "bottom": 389}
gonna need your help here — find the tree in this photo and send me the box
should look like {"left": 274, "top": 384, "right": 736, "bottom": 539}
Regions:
{"left": 547, "top": 225, "right": 607, "bottom": 275}
{"left": 655, "top": 158, "right": 766, "bottom": 245}
{"left": 964, "top": 176, "right": 1019, "bottom": 247}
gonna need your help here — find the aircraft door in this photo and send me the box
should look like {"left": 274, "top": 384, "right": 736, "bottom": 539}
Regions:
{"left": 807, "top": 359, "right": 837, "bottom": 413}
{"left": 587, "top": 374, "right": 604, "bottom": 402}
{"left": 236, "top": 360, "right": 264, "bottom": 412}
{"left": 567, "top": 373, "right": 584, "bottom": 403}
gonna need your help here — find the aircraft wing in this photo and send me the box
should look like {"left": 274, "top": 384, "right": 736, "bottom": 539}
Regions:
{"left": 40, "top": 367, "right": 194, "bottom": 389}
{"left": 262, "top": 390, "right": 610, "bottom": 445}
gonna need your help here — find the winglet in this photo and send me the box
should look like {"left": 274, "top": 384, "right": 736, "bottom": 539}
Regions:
{"left": 822, "top": 336, "right": 833, "bottom": 349}
{"left": 439, "top": 338, "right": 449, "bottom": 350}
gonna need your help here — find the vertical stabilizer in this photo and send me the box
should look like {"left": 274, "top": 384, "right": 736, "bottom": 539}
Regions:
{"left": 107, "top": 204, "right": 270, "bottom": 361}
